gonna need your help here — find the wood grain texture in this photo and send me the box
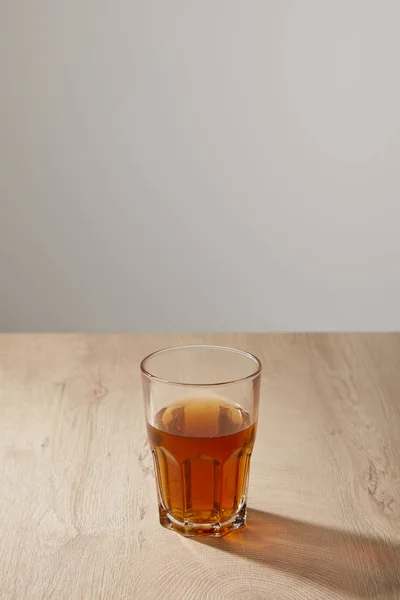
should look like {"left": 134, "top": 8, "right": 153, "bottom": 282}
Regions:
{"left": 0, "top": 333, "right": 400, "bottom": 600}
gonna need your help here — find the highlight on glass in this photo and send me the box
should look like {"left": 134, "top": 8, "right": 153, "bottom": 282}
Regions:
{"left": 141, "top": 345, "right": 262, "bottom": 537}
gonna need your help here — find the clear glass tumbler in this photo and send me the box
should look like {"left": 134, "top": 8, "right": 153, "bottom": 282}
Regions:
{"left": 141, "top": 345, "right": 262, "bottom": 537}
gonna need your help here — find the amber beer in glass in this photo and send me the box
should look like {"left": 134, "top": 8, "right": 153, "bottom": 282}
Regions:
{"left": 141, "top": 345, "right": 261, "bottom": 537}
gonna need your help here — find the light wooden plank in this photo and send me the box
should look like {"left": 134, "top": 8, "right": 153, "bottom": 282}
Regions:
{"left": 0, "top": 334, "right": 399, "bottom": 599}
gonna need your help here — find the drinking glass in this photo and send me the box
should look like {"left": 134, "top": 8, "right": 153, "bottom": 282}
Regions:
{"left": 141, "top": 345, "right": 262, "bottom": 537}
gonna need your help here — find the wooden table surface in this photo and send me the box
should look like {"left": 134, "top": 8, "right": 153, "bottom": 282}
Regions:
{"left": 1, "top": 334, "right": 400, "bottom": 600}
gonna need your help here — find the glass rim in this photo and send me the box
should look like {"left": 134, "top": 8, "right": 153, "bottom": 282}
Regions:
{"left": 140, "top": 344, "right": 262, "bottom": 387}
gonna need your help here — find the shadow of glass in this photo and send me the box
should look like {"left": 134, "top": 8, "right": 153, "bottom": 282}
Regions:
{"left": 194, "top": 509, "right": 400, "bottom": 598}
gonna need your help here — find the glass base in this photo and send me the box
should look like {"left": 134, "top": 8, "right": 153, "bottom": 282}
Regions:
{"left": 159, "top": 504, "right": 247, "bottom": 538}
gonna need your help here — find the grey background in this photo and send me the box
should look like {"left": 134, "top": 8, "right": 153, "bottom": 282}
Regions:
{"left": 1, "top": 1, "right": 400, "bottom": 332}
